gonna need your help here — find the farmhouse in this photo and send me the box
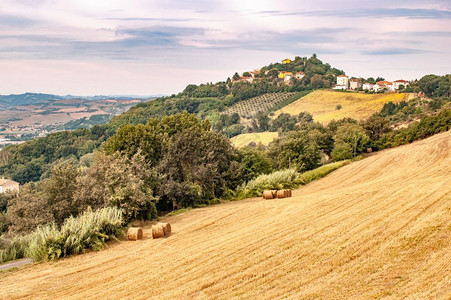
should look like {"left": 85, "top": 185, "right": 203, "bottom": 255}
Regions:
{"left": 0, "top": 178, "right": 19, "bottom": 193}
{"left": 393, "top": 80, "right": 409, "bottom": 90}
{"left": 337, "top": 74, "right": 349, "bottom": 87}
{"left": 374, "top": 81, "right": 394, "bottom": 92}
{"left": 362, "top": 83, "right": 374, "bottom": 90}
{"left": 350, "top": 78, "right": 362, "bottom": 90}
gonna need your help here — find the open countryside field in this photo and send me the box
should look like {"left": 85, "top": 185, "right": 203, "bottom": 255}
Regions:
{"left": 230, "top": 131, "right": 279, "bottom": 148}
{"left": 0, "top": 131, "right": 450, "bottom": 299}
{"left": 275, "top": 90, "right": 413, "bottom": 124}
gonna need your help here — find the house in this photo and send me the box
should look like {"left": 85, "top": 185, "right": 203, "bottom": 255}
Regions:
{"left": 373, "top": 81, "right": 394, "bottom": 92}
{"left": 295, "top": 71, "right": 305, "bottom": 80}
{"left": 283, "top": 72, "right": 293, "bottom": 82}
{"left": 349, "top": 78, "right": 362, "bottom": 90}
{"left": 249, "top": 69, "right": 261, "bottom": 78}
{"left": 393, "top": 80, "right": 409, "bottom": 90}
{"left": 0, "top": 178, "right": 19, "bottom": 193}
{"left": 278, "top": 71, "right": 293, "bottom": 83}
{"left": 362, "top": 83, "right": 374, "bottom": 90}
{"left": 241, "top": 76, "right": 253, "bottom": 83}
{"left": 336, "top": 74, "right": 349, "bottom": 88}
{"left": 282, "top": 58, "right": 292, "bottom": 64}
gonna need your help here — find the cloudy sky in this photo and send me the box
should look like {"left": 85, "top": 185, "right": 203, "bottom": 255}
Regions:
{"left": 1, "top": 0, "right": 450, "bottom": 96}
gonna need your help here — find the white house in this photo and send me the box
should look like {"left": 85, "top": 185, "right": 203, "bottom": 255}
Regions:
{"left": 362, "top": 83, "right": 374, "bottom": 90}
{"left": 336, "top": 74, "right": 349, "bottom": 88}
{"left": 349, "top": 78, "right": 362, "bottom": 90}
{"left": 393, "top": 80, "right": 409, "bottom": 90}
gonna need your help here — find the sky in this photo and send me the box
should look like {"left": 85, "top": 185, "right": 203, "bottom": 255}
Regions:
{"left": 0, "top": 0, "right": 450, "bottom": 96}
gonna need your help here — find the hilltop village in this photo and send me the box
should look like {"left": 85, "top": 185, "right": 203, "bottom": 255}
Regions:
{"left": 232, "top": 57, "right": 410, "bottom": 93}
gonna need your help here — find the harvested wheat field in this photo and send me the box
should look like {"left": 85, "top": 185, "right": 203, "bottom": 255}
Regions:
{"left": 274, "top": 90, "right": 412, "bottom": 124}
{"left": 1, "top": 131, "right": 450, "bottom": 299}
{"left": 230, "top": 131, "right": 278, "bottom": 148}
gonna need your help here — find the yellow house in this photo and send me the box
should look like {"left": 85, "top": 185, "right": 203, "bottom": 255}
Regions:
{"left": 278, "top": 72, "right": 285, "bottom": 78}
{"left": 282, "top": 58, "right": 291, "bottom": 64}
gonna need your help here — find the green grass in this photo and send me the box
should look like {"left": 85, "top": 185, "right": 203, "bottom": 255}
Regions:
{"left": 298, "top": 160, "right": 351, "bottom": 184}
{"left": 167, "top": 207, "right": 193, "bottom": 217}
{"left": 0, "top": 207, "right": 125, "bottom": 263}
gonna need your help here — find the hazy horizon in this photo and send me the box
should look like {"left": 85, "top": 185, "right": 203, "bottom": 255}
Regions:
{"left": 1, "top": 0, "right": 450, "bottom": 96}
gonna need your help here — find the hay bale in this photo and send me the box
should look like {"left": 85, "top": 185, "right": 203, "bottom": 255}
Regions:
{"left": 158, "top": 222, "right": 172, "bottom": 236}
{"left": 262, "top": 190, "right": 273, "bottom": 199}
{"left": 288, "top": 189, "right": 292, "bottom": 197}
{"left": 276, "top": 190, "right": 285, "bottom": 199}
{"left": 270, "top": 190, "right": 277, "bottom": 198}
{"left": 152, "top": 224, "right": 164, "bottom": 239}
{"left": 367, "top": 147, "right": 373, "bottom": 153}
{"left": 127, "top": 227, "right": 143, "bottom": 241}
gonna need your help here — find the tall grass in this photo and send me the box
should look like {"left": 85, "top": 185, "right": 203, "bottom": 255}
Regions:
{"left": 0, "top": 207, "right": 125, "bottom": 264}
{"left": 236, "top": 169, "right": 300, "bottom": 198}
{"left": 298, "top": 160, "right": 350, "bottom": 184}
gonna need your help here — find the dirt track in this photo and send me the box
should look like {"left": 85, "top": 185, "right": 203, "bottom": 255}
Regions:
{"left": 0, "top": 131, "right": 450, "bottom": 299}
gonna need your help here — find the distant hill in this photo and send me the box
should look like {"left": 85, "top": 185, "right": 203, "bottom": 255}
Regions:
{"left": 0, "top": 93, "right": 63, "bottom": 106}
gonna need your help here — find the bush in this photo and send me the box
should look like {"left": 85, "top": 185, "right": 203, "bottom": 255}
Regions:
{"left": 236, "top": 169, "right": 300, "bottom": 198}
{"left": 0, "top": 207, "right": 125, "bottom": 263}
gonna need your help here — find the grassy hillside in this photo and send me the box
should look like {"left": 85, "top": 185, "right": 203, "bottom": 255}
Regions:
{"left": 1, "top": 131, "right": 449, "bottom": 299}
{"left": 275, "top": 90, "right": 411, "bottom": 124}
{"left": 230, "top": 132, "right": 278, "bottom": 148}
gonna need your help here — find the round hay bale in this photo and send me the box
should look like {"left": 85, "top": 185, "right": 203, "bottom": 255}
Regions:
{"left": 262, "top": 190, "right": 273, "bottom": 199}
{"left": 158, "top": 222, "right": 172, "bottom": 236}
{"left": 127, "top": 227, "right": 143, "bottom": 241}
{"left": 152, "top": 224, "right": 164, "bottom": 239}
{"left": 367, "top": 147, "right": 373, "bottom": 153}
{"left": 276, "top": 190, "right": 285, "bottom": 199}
{"left": 288, "top": 189, "right": 292, "bottom": 197}
{"left": 270, "top": 190, "right": 277, "bottom": 198}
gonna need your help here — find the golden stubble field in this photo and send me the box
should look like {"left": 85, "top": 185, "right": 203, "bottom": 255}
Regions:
{"left": 0, "top": 131, "right": 450, "bottom": 299}
{"left": 275, "top": 90, "right": 412, "bottom": 124}
{"left": 230, "top": 131, "right": 279, "bottom": 148}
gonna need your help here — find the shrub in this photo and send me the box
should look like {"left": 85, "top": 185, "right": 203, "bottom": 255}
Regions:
{"left": 0, "top": 207, "right": 125, "bottom": 263}
{"left": 236, "top": 168, "right": 300, "bottom": 198}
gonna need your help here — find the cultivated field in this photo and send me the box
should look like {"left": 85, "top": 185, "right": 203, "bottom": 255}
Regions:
{"left": 224, "top": 92, "right": 297, "bottom": 118}
{"left": 1, "top": 131, "right": 450, "bottom": 299}
{"left": 275, "top": 90, "right": 412, "bottom": 124}
{"left": 230, "top": 131, "right": 279, "bottom": 148}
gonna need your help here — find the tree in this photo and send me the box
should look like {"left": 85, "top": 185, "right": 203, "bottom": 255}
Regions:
{"left": 42, "top": 162, "right": 80, "bottom": 224}
{"left": 361, "top": 116, "right": 392, "bottom": 141}
{"left": 232, "top": 72, "right": 240, "bottom": 81}
{"left": 256, "top": 112, "right": 270, "bottom": 132}
{"left": 268, "top": 130, "right": 322, "bottom": 172}
{"left": 298, "top": 111, "right": 313, "bottom": 124}
{"left": 331, "top": 124, "right": 370, "bottom": 160}
{"left": 271, "top": 113, "right": 297, "bottom": 132}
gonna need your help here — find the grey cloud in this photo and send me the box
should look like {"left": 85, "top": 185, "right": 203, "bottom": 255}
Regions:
{"left": 259, "top": 8, "right": 451, "bottom": 19}
{"left": 362, "top": 48, "right": 431, "bottom": 55}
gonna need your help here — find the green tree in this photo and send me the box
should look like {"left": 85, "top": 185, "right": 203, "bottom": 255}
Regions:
{"left": 331, "top": 124, "right": 370, "bottom": 160}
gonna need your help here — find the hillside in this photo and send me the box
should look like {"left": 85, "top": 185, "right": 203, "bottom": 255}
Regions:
{"left": 1, "top": 131, "right": 449, "bottom": 299}
{"left": 230, "top": 132, "right": 278, "bottom": 148}
{"left": 275, "top": 90, "right": 412, "bottom": 124}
